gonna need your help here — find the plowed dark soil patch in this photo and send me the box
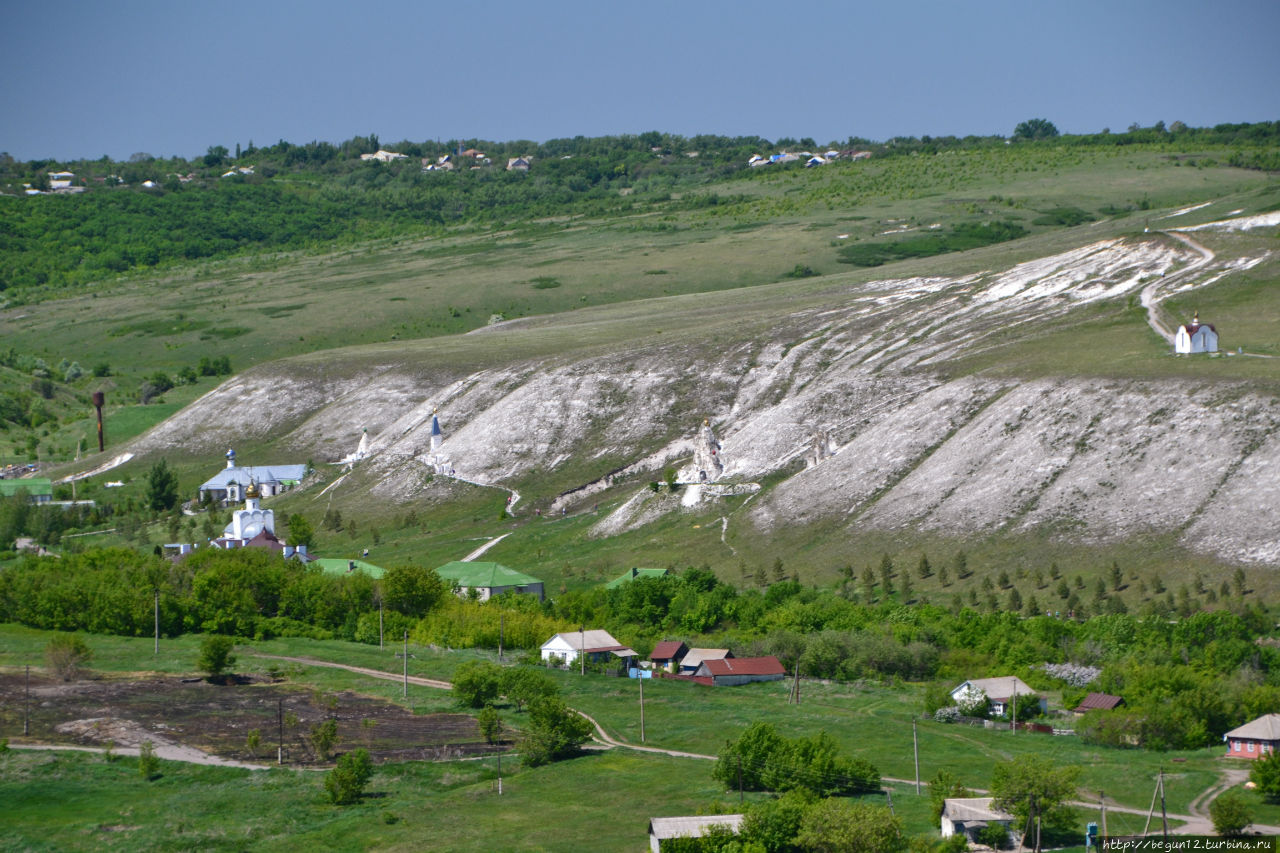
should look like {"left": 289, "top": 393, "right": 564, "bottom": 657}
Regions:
{"left": 0, "top": 672, "right": 493, "bottom": 765}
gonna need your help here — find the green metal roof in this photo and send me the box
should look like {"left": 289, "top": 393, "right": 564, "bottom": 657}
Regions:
{"left": 0, "top": 478, "right": 53, "bottom": 497}
{"left": 435, "top": 561, "right": 541, "bottom": 588}
{"left": 605, "top": 567, "right": 669, "bottom": 589}
{"left": 314, "top": 558, "right": 385, "bottom": 579}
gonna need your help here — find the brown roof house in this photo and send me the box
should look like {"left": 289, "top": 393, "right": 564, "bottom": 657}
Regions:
{"left": 695, "top": 656, "right": 786, "bottom": 686}
{"left": 1225, "top": 714, "right": 1280, "bottom": 760}
{"left": 1073, "top": 693, "right": 1124, "bottom": 715}
{"left": 650, "top": 641, "right": 689, "bottom": 672}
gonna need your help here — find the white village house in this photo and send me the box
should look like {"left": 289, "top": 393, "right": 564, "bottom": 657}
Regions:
{"left": 950, "top": 676, "right": 1044, "bottom": 717}
{"left": 648, "top": 815, "right": 743, "bottom": 853}
{"left": 540, "top": 629, "right": 637, "bottom": 668}
{"left": 940, "top": 797, "right": 1014, "bottom": 844}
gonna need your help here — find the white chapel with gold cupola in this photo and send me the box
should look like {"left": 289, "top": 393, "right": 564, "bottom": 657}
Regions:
{"left": 224, "top": 480, "right": 275, "bottom": 541}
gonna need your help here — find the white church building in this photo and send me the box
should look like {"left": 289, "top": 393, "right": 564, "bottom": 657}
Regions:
{"left": 198, "top": 449, "right": 308, "bottom": 505}
{"left": 1174, "top": 312, "right": 1218, "bottom": 354}
{"left": 211, "top": 479, "right": 310, "bottom": 560}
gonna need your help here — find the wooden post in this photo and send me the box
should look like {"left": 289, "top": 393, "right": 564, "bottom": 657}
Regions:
{"left": 579, "top": 625, "right": 585, "bottom": 676}
{"left": 154, "top": 588, "right": 160, "bottom": 655}
{"left": 24, "top": 664, "right": 30, "bottom": 736}
{"left": 639, "top": 675, "right": 645, "bottom": 743}
{"left": 499, "top": 613, "right": 504, "bottom": 662}
{"left": 92, "top": 391, "right": 105, "bottom": 453}
{"left": 378, "top": 597, "right": 384, "bottom": 650}
{"left": 403, "top": 630, "right": 409, "bottom": 698}
{"left": 277, "top": 699, "right": 283, "bottom": 765}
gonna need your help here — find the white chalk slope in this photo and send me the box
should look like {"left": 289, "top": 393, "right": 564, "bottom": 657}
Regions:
{"left": 133, "top": 232, "right": 1278, "bottom": 564}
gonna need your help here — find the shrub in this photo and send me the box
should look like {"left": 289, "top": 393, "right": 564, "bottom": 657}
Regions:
{"left": 138, "top": 740, "right": 160, "bottom": 780}
{"left": 521, "top": 695, "right": 593, "bottom": 767}
{"left": 1210, "top": 789, "right": 1253, "bottom": 837}
{"left": 324, "top": 748, "right": 373, "bottom": 805}
{"left": 45, "top": 634, "right": 92, "bottom": 681}
{"left": 197, "top": 635, "right": 237, "bottom": 680}
{"left": 477, "top": 705, "right": 502, "bottom": 744}
{"left": 311, "top": 718, "right": 339, "bottom": 760}
{"left": 452, "top": 660, "right": 503, "bottom": 708}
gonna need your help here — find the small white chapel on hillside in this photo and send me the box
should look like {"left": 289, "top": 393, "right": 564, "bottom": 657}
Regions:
{"left": 1174, "top": 311, "right": 1219, "bottom": 354}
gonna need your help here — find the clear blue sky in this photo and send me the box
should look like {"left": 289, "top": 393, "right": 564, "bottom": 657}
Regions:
{"left": 4, "top": 0, "right": 1277, "bottom": 162}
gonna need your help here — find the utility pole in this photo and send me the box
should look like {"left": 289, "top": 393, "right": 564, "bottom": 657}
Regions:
{"left": 1011, "top": 680, "right": 1016, "bottom": 735}
{"left": 496, "top": 749, "right": 502, "bottom": 796}
{"left": 639, "top": 675, "right": 645, "bottom": 743}
{"left": 886, "top": 788, "right": 894, "bottom": 816}
{"left": 738, "top": 756, "right": 743, "bottom": 805}
{"left": 24, "top": 664, "right": 30, "bottom": 736}
{"left": 912, "top": 719, "right": 920, "bottom": 794}
{"left": 498, "top": 613, "right": 504, "bottom": 662}
{"left": 378, "top": 596, "right": 384, "bottom": 649}
{"left": 579, "top": 625, "right": 585, "bottom": 676}
{"left": 1100, "top": 790, "right": 1107, "bottom": 840}
{"left": 1159, "top": 769, "right": 1168, "bottom": 839}
{"left": 396, "top": 630, "right": 413, "bottom": 698}
{"left": 154, "top": 588, "right": 160, "bottom": 655}
{"left": 277, "top": 699, "right": 284, "bottom": 765}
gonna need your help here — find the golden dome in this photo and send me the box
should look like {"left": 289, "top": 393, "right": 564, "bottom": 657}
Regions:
{"left": 245, "top": 480, "right": 260, "bottom": 499}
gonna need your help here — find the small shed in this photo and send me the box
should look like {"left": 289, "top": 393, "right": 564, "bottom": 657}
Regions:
{"left": 1073, "top": 692, "right": 1124, "bottom": 715}
{"left": 941, "top": 797, "right": 1013, "bottom": 843}
{"left": 648, "top": 815, "right": 743, "bottom": 853}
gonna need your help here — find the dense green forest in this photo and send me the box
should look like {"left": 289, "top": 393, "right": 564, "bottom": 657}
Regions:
{"left": 2, "top": 121, "right": 1276, "bottom": 297}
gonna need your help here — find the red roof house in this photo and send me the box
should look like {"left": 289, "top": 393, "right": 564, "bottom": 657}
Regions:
{"left": 694, "top": 656, "right": 786, "bottom": 686}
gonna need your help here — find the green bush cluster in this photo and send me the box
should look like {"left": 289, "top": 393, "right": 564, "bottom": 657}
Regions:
{"left": 712, "top": 721, "right": 880, "bottom": 797}
{"left": 836, "top": 220, "right": 1028, "bottom": 267}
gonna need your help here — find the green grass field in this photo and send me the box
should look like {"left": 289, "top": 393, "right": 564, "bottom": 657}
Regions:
{"left": 0, "top": 623, "right": 1235, "bottom": 827}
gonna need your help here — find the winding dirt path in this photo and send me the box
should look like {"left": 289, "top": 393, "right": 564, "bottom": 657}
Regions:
{"left": 1141, "top": 231, "right": 1216, "bottom": 344}
{"left": 461, "top": 533, "right": 511, "bottom": 562}
{"left": 10, "top": 740, "right": 265, "bottom": 770}
{"left": 252, "top": 654, "right": 453, "bottom": 690}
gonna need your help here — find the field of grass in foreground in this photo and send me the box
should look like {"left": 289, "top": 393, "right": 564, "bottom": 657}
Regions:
{"left": 0, "top": 623, "right": 1233, "bottom": 823}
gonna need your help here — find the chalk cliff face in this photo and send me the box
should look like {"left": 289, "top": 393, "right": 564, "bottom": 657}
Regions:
{"left": 133, "top": 236, "right": 1280, "bottom": 565}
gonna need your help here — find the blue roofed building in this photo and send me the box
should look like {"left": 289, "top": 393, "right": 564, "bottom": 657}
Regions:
{"left": 198, "top": 449, "right": 308, "bottom": 505}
